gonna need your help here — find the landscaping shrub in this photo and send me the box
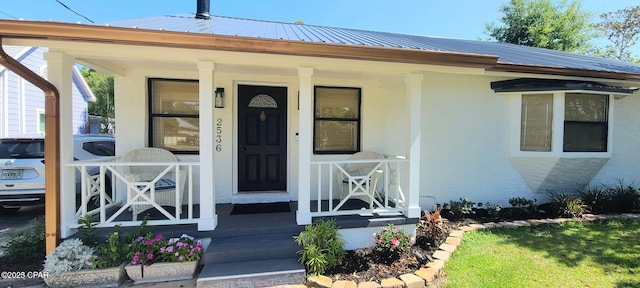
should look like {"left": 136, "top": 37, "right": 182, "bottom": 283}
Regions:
{"left": 43, "top": 238, "right": 94, "bottom": 274}
{"left": 448, "top": 198, "right": 475, "bottom": 220}
{"left": 501, "top": 197, "right": 537, "bottom": 220}
{"left": 294, "top": 219, "right": 345, "bottom": 275}
{"left": 484, "top": 202, "right": 502, "bottom": 219}
{"left": 548, "top": 191, "right": 585, "bottom": 218}
{"left": 2, "top": 217, "right": 45, "bottom": 263}
{"left": 91, "top": 227, "right": 128, "bottom": 269}
{"left": 374, "top": 224, "right": 413, "bottom": 257}
{"left": 77, "top": 214, "right": 98, "bottom": 247}
{"left": 606, "top": 180, "right": 640, "bottom": 213}
{"left": 579, "top": 184, "right": 610, "bottom": 214}
{"left": 418, "top": 209, "right": 443, "bottom": 240}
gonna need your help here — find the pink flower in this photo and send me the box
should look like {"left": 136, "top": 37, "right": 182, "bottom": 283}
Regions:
{"left": 160, "top": 247, "right": 166, "bottom": 253}
{"left": 135, "top": 236, "right": 143, "bottom": 242}
{"left": 155, "top": 234, "right": 163, "bottom": 241}
{"left": 166, "top": 246, "right": 174, "bottom": 253}
{"left": 146, "top": 252, "right": 154, "bottom": 260}
{"left": 145, "top": 239, "right": 154, "bottom": 245}
{"left": 132, "top": 252, "right": 141, "bottom": 265}
{"left": 391, "top": 239, "right": 399, "bottom": 248}
{"left": 376, "top": 239, "right": 382, "bottom": 245}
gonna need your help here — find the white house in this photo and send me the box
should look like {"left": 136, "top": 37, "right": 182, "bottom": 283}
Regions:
{"left": 1, "top": 1, "right": 640, "bottom": 258}
{"left": 0, "top": 46, "right": 95, "bottom": 137}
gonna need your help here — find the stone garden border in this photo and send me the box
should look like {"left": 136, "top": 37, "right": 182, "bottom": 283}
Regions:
{"left": 277, "top": 213, "right": 640, "bottom": 288}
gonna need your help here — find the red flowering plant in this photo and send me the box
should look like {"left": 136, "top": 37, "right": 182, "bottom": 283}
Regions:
{"left": 373, "top": 224, "right": 414, "bottom": 258}
{"left": 159, "top": 234, "right": 204, "bottom": 262}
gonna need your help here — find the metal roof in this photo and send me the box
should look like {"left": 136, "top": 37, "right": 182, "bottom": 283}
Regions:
{"left": 103, "top": 14, "right": 640, "bottom": 76}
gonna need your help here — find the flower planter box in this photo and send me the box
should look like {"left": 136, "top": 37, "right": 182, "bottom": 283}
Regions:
{"left": 125, "top": 261, "right": 198, "bottom": 284}
{"left": 43, "top": 263, "right": 126, "bottom": 288}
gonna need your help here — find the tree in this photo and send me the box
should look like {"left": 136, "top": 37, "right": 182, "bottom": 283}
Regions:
{"left": 594, "top": 6, "right": 640, "bottom": 61}
{"left": 81, "top": 67, "right": 114, "bottom": 134}
{"left": 485, "top": 0, "right": 593, "bottom": 52}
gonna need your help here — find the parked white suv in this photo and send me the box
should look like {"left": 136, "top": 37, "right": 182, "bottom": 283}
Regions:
{"left": 0, "top": 135, "right": 115, "bottom": 214}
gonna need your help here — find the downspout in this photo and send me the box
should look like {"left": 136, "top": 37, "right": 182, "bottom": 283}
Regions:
{"left": 0, "top": 37, "right": 60, "bottom": 255}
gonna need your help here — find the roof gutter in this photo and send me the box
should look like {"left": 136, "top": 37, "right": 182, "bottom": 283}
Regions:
{"left": 489, "top": 63, "right": 640, "bottom": 81}
{"left": 0, "top": 19, "right": 498, "bottom": 69}
{"left": 0, "top": 37, "right": 60, "bottom": 255}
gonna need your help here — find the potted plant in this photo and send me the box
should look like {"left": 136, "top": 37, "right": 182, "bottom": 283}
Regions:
{"left": 43, "top": 238, "right": 126, "bottom": 288}
{"left": 124, "top": 233, "right": 203, "bottom": 284}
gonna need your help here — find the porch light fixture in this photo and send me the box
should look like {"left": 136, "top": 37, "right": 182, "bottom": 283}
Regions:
{"left": 215, "top": 87, "right": 225, "bottom": 108}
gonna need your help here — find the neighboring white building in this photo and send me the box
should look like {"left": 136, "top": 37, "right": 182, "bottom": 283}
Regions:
{"left": 0, "top": 46, "right": 94, "bottom": 137}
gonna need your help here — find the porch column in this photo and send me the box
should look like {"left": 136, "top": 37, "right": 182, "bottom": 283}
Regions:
{"left": 405, "top": 73, "right": 423, "bottom": 219}
{"left": 197, "top": 61, "right": 217, "bottom": 230}
{"left": 297, "top": 67, "right": 313, "bottom": 225}
{"left": 44, "top": 51, "right": 75, "bottom": 237}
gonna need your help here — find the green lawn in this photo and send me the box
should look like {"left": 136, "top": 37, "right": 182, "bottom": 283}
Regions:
{"left": 443, "top": 220, "right": 640, "bottom": 288}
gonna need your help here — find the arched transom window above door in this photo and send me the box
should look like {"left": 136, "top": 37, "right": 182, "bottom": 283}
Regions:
{"left": 248, "top": 94, "right": 278, "bottom": 108}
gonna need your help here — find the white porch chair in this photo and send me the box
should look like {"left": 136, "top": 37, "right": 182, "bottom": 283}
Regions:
{"left": 121, "top": 147, "right": 186, "bottom": 220}
{"left": 336, "top": 151, "right": 385, "bottom": 210}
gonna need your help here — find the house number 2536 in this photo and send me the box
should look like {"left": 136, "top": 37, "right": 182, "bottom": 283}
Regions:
{"left": 216, "top": 118, "right": 222, "bottom": 152}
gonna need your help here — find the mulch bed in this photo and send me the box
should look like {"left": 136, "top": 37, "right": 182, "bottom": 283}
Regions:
{"left": 325, "top": 218, "right": 477, "bottom": 283}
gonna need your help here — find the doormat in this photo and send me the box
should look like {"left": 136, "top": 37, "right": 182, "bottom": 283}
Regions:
{"left": 230, "top": 202, "right": 291, "bottom": 215}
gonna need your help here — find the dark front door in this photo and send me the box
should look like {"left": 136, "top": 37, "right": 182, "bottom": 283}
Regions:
{"left": 238, "top": 85, "right": 287, "bottom": 191}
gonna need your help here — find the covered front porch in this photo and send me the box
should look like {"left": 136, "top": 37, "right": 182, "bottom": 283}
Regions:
{"left": 3, "top": 36, "right": 429, "bottom": 246}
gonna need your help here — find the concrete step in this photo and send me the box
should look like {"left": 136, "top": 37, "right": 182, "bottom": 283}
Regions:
{"left": 197, "top": 257, "right": 305, "bottom": 288}
{"left": 203, "top": 232, "right": 301, "bottom": 264}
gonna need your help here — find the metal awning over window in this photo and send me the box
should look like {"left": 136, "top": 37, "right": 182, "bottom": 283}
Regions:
{"left": 491, "top": 78, "right": 638, "bottom": 95}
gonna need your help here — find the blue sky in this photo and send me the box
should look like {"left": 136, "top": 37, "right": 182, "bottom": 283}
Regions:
{"left": 1, "top": 0, "right": 639, "bottom": 56}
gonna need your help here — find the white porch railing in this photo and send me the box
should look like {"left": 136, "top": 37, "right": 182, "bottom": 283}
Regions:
{"left": 310, "top": 156, "right": 409, "bottom": 217}
{"left": 68, "top": 158, "right": 199, "bottom": 228}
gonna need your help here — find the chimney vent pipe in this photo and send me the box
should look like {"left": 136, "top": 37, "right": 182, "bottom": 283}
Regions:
{"left": 196, "top": 0, "right": 210, "bottom": 20}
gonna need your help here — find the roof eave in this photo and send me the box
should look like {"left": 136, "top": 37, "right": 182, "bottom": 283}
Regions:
{"left": 0, "top": 19, "right": 498, "bottom": 68}
{"left": 490, "top": 63, "right": 640, "bottom": 81}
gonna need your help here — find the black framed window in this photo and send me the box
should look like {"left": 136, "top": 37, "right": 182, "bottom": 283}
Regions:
{"left": 563, "top": 93, "right": 608, "bottom": 152}
{"left": 313, "top": 86, "right": 361, "bottom": 154}
{"left": 148, "top": 79, "right": 199, "bottom": 154}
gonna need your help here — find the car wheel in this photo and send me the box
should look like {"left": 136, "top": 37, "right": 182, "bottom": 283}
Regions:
{"left": 0, "top": 205, "right": 20, "bottom": 215}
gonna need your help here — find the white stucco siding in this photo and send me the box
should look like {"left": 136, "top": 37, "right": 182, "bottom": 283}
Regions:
{"left": 591, "top": 91, "right": 640, "bottom": 187}
{"left": 420, "top": 73, "right": 530, "bottom": 207}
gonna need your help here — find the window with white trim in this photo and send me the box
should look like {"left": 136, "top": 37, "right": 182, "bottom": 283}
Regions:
{"left": 519, "top": 92, "right": 609, "bottom": 153}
